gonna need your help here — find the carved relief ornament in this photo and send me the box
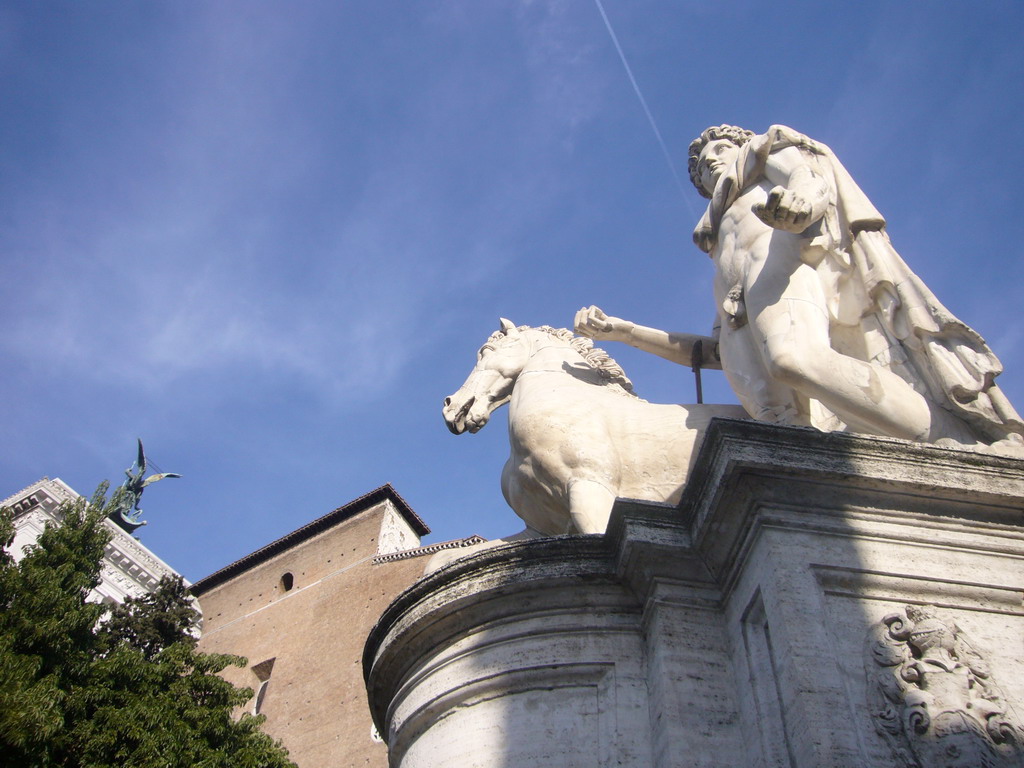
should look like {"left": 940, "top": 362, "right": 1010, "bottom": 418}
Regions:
{"left": 867, "top": 604, "right": 1023, "bottom": 767}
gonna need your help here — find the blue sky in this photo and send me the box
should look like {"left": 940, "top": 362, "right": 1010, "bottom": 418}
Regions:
{"left": 2, "top": 1, "right": 1022, "bottom": 581}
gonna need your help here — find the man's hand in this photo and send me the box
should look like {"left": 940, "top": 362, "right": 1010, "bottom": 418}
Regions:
{"left": 753, "top": 186, "right": 815, "bottom": 233}
{"left": 574, "top": 306, "right": 632, "bottom": 342}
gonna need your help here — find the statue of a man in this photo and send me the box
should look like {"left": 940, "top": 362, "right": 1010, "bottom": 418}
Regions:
{"left": 577, "top": 124, "right": 1022, "bottom": 446}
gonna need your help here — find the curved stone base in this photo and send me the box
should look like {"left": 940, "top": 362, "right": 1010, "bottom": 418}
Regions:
{"left": 365, "top": 536, "right": 653, "bottom": 767}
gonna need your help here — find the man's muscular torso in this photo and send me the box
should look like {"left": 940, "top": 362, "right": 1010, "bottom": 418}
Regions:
{"left": 711, "top": 181, "right": 804, "bottom": 315}
{"left": 710, "top": 145, "right": 824, "bottom": 329}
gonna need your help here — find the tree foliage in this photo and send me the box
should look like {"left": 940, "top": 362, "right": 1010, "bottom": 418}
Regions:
{"left": 0, "top": 488, "right": 296, "bottom": 768}
{"left": 103, "top": 573, "right": 200, "bottom": 660}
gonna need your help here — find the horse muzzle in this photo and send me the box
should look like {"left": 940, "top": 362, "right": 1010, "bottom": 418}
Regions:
{"left": 443, "top": 394, "right": 477, "bottom": 435}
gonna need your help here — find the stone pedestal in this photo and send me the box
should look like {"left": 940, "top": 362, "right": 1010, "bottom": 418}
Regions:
{"left": 364, "top": 420, "right": 1024, "bottom": 767}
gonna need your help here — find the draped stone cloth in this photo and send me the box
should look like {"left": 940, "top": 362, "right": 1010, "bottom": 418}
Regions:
{"left": 694, "top": 125, "right": 1022, "bottom": 443}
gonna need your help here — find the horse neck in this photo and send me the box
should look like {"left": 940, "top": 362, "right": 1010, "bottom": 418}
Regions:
{"left": 509, "top": 332, "right": 606, "bottom": 402}
{"left": 520, "top": 332, "right": 582, "bottom": 375}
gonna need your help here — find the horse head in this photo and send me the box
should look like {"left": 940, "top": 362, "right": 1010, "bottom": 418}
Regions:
{"left": 443, "top": 319, "right": 532, "bottom": 434}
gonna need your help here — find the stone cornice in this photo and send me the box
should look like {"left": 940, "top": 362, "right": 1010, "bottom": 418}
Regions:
{"left": 363, "top": 534, "right": 616, "bottom": 732}
{"left": 1, "top": 476, "right": 78, "bottom": 512}
{"left": 672, "top": 419, "right": 1024, "bottom": 597}
{"left": 372, "top": 535, "right": 487, "bottom": 564}
{"left": 599, "top": 419, "right": 1024, "bottom": 611}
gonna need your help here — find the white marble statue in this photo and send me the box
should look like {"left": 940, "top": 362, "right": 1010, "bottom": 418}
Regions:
{"left": 577, "top": 124, "right": 1023, "bottom": 448}
{"left": 442, "top": 320, "right": 746, "bottom": 538}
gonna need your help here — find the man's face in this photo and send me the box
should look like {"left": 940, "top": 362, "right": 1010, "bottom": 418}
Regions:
{"left": 697, "top": 139, "right": 739, "bottom": 195}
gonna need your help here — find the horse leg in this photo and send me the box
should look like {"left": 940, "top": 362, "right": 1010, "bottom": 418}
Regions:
{"left": 567, "top": 479, "right": 617, "bottom": 534}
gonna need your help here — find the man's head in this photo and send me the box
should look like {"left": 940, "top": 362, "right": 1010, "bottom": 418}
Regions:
{"left": 688, "top": 125, "right": 755, "bottom": 198}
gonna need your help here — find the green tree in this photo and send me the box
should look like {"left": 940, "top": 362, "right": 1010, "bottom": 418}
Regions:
{"left": 0, "top": 488, "right": 296, "bottom": 768}
{"left": 102, "top": 574, "right": 200, "bottom": 660}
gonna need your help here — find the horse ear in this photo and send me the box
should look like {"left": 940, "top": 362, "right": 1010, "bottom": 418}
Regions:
{"left": 499, "top": 318, "right": 518, "bottom": 335}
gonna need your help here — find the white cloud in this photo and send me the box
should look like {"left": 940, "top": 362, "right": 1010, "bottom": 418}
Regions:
{"left": 518, "top": 0, "right": 607, "bottom": 137}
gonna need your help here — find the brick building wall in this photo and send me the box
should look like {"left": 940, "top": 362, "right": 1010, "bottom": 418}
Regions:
{"left": 192, "top": 485, "right": 466, "bottom": 768}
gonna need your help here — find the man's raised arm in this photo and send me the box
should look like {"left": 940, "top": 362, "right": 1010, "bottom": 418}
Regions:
{"left": 752, "top": 145, "right": 831, "bottom": 234}
{"left": 574, "top": 306, "right": 721, "bottom": 370}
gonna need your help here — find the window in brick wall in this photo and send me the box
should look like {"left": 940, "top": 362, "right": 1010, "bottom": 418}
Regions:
{"left": 251, "top": 658, "right": 276, "bottom": 715}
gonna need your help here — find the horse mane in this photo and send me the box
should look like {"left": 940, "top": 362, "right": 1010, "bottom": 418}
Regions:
{"left": 490, "top": 325, "right": 642, "bottom": 399}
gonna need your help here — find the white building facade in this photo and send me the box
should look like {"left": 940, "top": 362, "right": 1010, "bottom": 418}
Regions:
{"left": 3, "top": 477, "right": 183, "bottom": 604}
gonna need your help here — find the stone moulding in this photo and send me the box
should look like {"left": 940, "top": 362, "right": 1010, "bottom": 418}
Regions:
{"left": 364, "top": 534, "right": 617, "bottom": 697}
{"left": 364, "top": 534, "right": 645, "bottom": 767}
{"left": 671, "top": 418, "right": 1024, "bottom": 596}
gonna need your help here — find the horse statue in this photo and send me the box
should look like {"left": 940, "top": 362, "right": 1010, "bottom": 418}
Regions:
{"left": 442, "top": 319, "right": 748, "bottom": 539}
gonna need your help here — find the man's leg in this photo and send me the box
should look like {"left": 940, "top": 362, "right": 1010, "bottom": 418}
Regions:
{"left": 750, "top": 265, "right": 932, "bottom": 440}
{"left": 718, "top": 321, "right": 809, "bottom": 426}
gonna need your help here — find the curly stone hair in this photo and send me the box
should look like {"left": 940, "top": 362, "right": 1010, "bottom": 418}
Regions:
{"left": 687, "top": 124, "right": 756, "bottom": 198}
